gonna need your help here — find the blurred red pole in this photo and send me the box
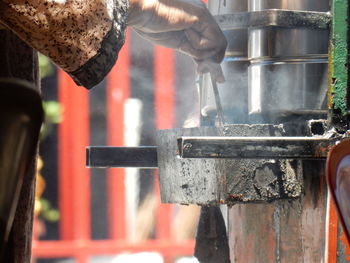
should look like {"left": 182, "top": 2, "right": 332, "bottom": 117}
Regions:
{"left": 327, "top": 198, "right": 338, "bottom": 263}
{"left": 107, "top": 31, "right": 131, "bottom": 240}
{"left": 154, "top": 46, "right": 175, "bottom": 242}
{"left": 58, "top": 70, "right": 91, "bottom": 241}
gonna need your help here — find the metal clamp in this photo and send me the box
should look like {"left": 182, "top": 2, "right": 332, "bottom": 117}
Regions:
{"left": 178, "top": 136, "right": 334, "bottom": 159}
{"left": 215, "top": 10, "right": 331, "bottom": 30}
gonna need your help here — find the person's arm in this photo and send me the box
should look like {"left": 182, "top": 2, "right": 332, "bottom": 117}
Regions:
{"left": 0, "top": 0, "right": 128, "bottom": 89}
{"left": 0, "top": 0, "right": 227, "bottom": 88}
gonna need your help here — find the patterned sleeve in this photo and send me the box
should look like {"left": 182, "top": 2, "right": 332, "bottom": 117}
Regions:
{"left": 0, "top": 0, "right": 129, "bottom": 89}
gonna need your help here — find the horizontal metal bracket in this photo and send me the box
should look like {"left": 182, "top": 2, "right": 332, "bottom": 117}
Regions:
{"left": 178, "top": 137, "right": 334, "bottom": 160}
{"left": 87, "top": 137, "right": 334, "bottom": 169}
{"left": 215, "top": 10, "right": 331, "bottom": 31}
{"left": 86, "top": 146, "right": 158, "bottom": 168}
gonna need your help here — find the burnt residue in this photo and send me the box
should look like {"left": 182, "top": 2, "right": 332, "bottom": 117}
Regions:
{"left": 303, "top": 160, "right": 326, "bottom": 208}
{"left": 279, "top": 160, "right": 303, "bottom": 198}
{"left": 223, "top": 124, "right": 303, "bottom": 205}
{"left": 226, "top": 159, "right": 302, "bottom": 204}
{"left": 157, "top": 121, "right": 328, "bottom": 205}
{"left": 308, "top": 119, "right": 327, "bottom": 135}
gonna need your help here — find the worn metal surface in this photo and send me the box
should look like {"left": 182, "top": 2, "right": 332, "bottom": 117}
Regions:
{"left": 178, "top": 136, "right": 333, "bottom": 159}
{"left": 86, "top": 146, "right": 158, "bottom": 168}
{"left": 215, "top": 10, "right": 331, "bottom": 31}
{"left": 228, "top": 161, "right": 327, "bottom": 262}
{"left": 328, "top": 0, "right": 349, "bottom": 131}
{"left": 157, "top": 125, "right": 304, "bottom": 205}
{"left": 157, "top": 126, "right": 226, "bottom": 205}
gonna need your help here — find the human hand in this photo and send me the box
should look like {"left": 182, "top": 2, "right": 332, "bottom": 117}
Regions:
{"left": 128, "top": 0, "right": 227, "bottom": 82}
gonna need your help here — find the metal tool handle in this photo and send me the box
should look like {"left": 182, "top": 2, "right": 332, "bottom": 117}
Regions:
{"left": 209, "top": 74, "right": 225, "bottom": 126}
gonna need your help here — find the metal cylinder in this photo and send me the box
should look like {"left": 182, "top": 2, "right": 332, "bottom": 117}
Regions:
{"left": 248, "top": 0, "right": 330, "bottom": 117}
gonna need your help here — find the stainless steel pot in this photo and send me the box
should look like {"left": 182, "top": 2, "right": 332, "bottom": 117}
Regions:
{"left": 248, "top": 0, "right": 330, "bottom": 116}
{"left": 249, "top": 28, "right": 328, "bottom": 59}
{"left": 249, "top": 61, "right": 328, "bottom": 115}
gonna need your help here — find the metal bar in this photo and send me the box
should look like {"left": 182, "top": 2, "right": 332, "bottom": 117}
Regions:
{"left": 107, "top": 32, "right": 130, "bottom": 240}
{"left": 178, "top": 136, "right": 334, "bottom": 159}
{"left": 86, "top": 146, "right": 158, "bottom": 168}
{"left": 210, "top": 74, "right": 225, "bottom": 125}
{"left": 58, "top": 70, "right": 91, "bottom": 240}
{"left": 215, "top": 10, "right": 331, "bottom": 31}
{"left": 328, "top": 0, "right": 349, "bottom": 132}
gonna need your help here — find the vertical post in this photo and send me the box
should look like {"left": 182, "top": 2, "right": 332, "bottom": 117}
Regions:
{"left": 327, "top": 196, "right": 339, "bottom": 263}
{"left": 58, "top": 70, "right": 91, "bottom": 241}
{"left": 328, "top": 0, "right": 349, "bottom": 132}
{"left": 327, "top": 0, "right": 350, "bottom": 260}
{"left": 107, "top": 32, "right": 130, "bottom": 240}
{"left": 0, "top": 30, "right": 39, "bottom": 263}
{"left": 154, "top": 46, "right": 175, "bottom": 242}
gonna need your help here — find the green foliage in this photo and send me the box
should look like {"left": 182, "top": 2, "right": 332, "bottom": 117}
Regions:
{"left": 39, "top": 53, "right": 54, "bottom": 79}
{"left": 40, "top": 101, "right": 62, "bottom": 140}
{"left": 43, "top": 101, "right": 62, "bottom": 124}
{"left": 39, "top": 198, "right": 60, "bottom": 222}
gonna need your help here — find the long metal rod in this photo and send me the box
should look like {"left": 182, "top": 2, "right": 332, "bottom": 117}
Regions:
{"left": 210, "top": 74, "right": 225, "bottom": 126}
{"left": 178, "top": 136, "right": 334, "bottom": 159}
